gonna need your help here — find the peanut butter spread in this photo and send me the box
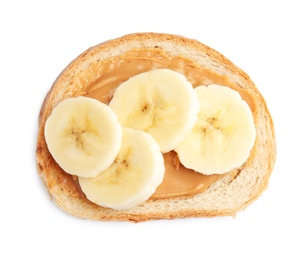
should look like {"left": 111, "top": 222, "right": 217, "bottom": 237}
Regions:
{"left": 81, "top": 49, "right": 256, "bottom": 200}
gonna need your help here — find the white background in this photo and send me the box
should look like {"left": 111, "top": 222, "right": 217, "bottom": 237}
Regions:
{"left": 1, "top": 0, "right": 306, "bottom": 259}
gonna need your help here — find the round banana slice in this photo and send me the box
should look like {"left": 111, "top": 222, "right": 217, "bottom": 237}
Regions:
{"left": 78, "top": 127, "right": 165, "bottom": 210}
{"left": 109, "top": 69, "right": 199, "bottom": 153}
{"left": 44, "top": 96, "right": 122, "bottom": 178}
{"left": 175, "top": 84, "right": 256, "bottom": 175}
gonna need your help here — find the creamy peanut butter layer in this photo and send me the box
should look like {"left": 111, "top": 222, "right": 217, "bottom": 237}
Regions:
{"left": 81, "top": 49, "right": 256, "bottom": 200}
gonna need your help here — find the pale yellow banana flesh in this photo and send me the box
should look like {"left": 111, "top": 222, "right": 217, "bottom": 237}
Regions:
{"left": 109, "top": 69, "right": 199, "bottom": 153}
{"left": 78, "top": 128, "right": 165, "bottom": 210}
{"left": 44, "top": 96, "right": 122, "bottom": 178}
{"left": 44, "top": 71, "right": 257, "bottom": 210}
{"left": 175, "top": 84, "right": 256, "bottom": 175}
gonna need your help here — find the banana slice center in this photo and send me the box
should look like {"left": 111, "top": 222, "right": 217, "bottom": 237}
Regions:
{"left": 67, "top": 116, "right": 100, "bottom": 153}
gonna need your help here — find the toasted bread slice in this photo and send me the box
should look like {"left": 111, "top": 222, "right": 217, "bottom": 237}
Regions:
{"left": 36, "top": 33, "right": 276, "bottom": 222}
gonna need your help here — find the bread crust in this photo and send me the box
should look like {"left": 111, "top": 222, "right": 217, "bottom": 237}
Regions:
{"left": 36, "top": 33, "right": 276, "bottom": 222}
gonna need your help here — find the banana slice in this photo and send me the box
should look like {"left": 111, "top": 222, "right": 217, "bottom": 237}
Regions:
{"left": 79, "top": 127, "right": 165, "bottom": 210}
{"left": 109, "top": 69, "right": 199, "bottom": 153}
{"left": 175, "top": 84, "right": 256, "bottom": 175}
{"left": 44, "top": 96, "right": 122, "bottom": 178}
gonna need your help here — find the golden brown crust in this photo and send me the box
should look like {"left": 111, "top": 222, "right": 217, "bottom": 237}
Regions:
{"left": 36, "top": 32, "right": 276, "bottom": 222}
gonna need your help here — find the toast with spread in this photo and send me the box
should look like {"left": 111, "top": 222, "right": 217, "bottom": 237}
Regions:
{"left": 36, "top": 33, "right": 276, "bottom": 222}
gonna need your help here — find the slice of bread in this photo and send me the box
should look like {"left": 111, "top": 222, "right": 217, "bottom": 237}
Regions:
{"left": 36, "top": 33, "right": 276, "bottom": 222}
